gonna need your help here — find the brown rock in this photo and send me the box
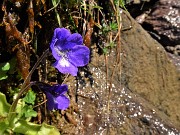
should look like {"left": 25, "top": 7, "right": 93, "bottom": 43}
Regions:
{"left": 63, "top": 11, "right": 180, "bottom": 135}
{"left": 121, "top": 11, "right": 180, "bottom": 127}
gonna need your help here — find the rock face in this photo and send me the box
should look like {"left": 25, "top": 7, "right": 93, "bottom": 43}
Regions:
{"left": 121, "top": 11, "right": 180, "bottom": 125}
{"left": 62, "top": 11, "right": 180, "bottom": 134}
{"left": 144, "top": 0, "right": 180, "bottom": 46}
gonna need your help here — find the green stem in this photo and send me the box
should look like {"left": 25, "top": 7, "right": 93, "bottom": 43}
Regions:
{"left": 8, "top": 49, "right": 49, "bottom": 126}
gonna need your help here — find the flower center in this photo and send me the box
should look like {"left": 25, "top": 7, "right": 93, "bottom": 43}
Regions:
{"left": 54, "top": 46, "right": 69, "bottom": 59}
{"left": 54, "top": 46, "right": 71, "bottom": 67}
{"left": 59, "top": 58, "right": 70, "bottom": 67}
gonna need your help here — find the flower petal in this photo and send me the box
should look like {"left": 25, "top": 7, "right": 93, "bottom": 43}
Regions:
{"left": 45, "top": 92, "right": 56, "bottom": 111}
{"left": 55, "top": 95, "right": 70, "bottom": 110}
{"left": 50, "top": 28, "right": 66, "bottom": 60}
{"left": 50, "top": 33, "right": 60, "bottom": 60}
{"left": 50, "top": 28, "right": 60, "bottom": 49}
{"left": 50, "top": 28, "right": 70, "bottom": 49}
{"left": 53, "top": 84, "right": 68, "bottom": 95}
{"left": 37, "top": 83, "right": 53, "bottom": 93}
{"left": 56, "top": 28, "right": 71, "bottom": 41}
{"left": 55, "top": 33, "right": 83, "bottom": 51}
{"left": 68, "top": 33, "right": 83, "bottom": 44}
{"left": 50, "top": 28, "right": 70, "bottom": 51}
{"left": 66, "top": 33, "right": 83, "bottom": 47}
{"left": 68, "top": 45, "right": 90, "bottom": 67}
{"left": 51, "top": 45, "right": 62, "bottom": 61}
{"left": 53, "top": 59, "right": 78, "bottom": 76}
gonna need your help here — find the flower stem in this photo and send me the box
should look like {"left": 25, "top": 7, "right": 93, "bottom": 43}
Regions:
{"left": 8, "top": 49, "right": 50, "bottom": 126}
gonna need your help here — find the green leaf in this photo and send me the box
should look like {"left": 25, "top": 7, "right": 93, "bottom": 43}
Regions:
{"left": 14, "top": 120, "right": 41, "bottom": 135}
{"left": 92, "top": 5, "right": 103, "bottom": 9}
{"left": 25, "top": 109, "right": 37, "bottom": 118}
{"left": 0, "top": 92, "right": 11, "bottom": 117}
{"left": 52, "top": 0, "right": 61, "bottom": 27}
{"left": 16, "top": 100, "right": 37, "bottom": 118}
{"left": 14, "top": 120, "right": 60, "bottom": 135}
{"left": 103, "top": 48, "right": 108, "bottom": 54}
{"left": 0, "top": 62, "right": 10, "bottom": 80}
{"left": 109, "top": 22, "right": 118, "bottom": 31}
{"left": 119, "top": 0, "right": 127, "bottom": 11}
{"left": 1, "top": 62, "right": 10, "bottom": 71}
{"left": 109, "top": 42, "right": 116, "bottom": 48}
{"left": 0, "top": 72, "right": 8, "bottom": 80}
{"left": 16, "top": 98, "right": 25, "bottom": 119}
{"left": 0, "top": 92, "right": 11, "bottom": 134}
{"left": 23, "top": 90, "right": 36, "bottom": 105}
{"left": 37, "top": 123, "right": 60, "bottom": 135}
{"left": 22, "top": 105, "right": 37, "bottom": 118}
{"left": 0, "top": 120, "right": 9, "bottom": 135}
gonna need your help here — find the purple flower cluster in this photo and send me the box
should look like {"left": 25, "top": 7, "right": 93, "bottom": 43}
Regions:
{"left": 50, "top": 28, "right": 90, "bottom": 76}
{"left": 42, "top": 28, "right": 90, "bottom": 111}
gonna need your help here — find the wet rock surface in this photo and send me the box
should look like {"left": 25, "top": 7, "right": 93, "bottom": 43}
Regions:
{"left": 142, "top": 0, "right": 180, "bottom": 46}
{"left": 61, "top": 12, "right": 180, "bottom": 134}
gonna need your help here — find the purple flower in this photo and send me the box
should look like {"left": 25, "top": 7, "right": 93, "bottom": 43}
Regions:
{"left": 50, "top": 28, "right": 90, "bottom": 76}
{"left": 42, "top": 84, "right": 70, "bottom": 111}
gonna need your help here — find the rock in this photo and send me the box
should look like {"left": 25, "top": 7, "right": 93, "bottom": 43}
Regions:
{"left": 120, "top": 11, "right": 180, "bottom": 127}
{"left": 167, "top": 52, "right": 180, "bottom": 72}
{"left": 166, "top": 45, "right": 180, "bottom": 55}
{"left": 62, "top": 11, "right": 180, "bottom": 134}
{"left": 144, "top": 0, "right": 180, "bottom": 46}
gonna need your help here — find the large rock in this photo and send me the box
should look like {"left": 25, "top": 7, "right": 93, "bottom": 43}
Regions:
{"left": 60, "top": 11, "right": 180, "bottom": 134}
{"left": 121, "top": 11, "right": 180, "bottom": 127}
